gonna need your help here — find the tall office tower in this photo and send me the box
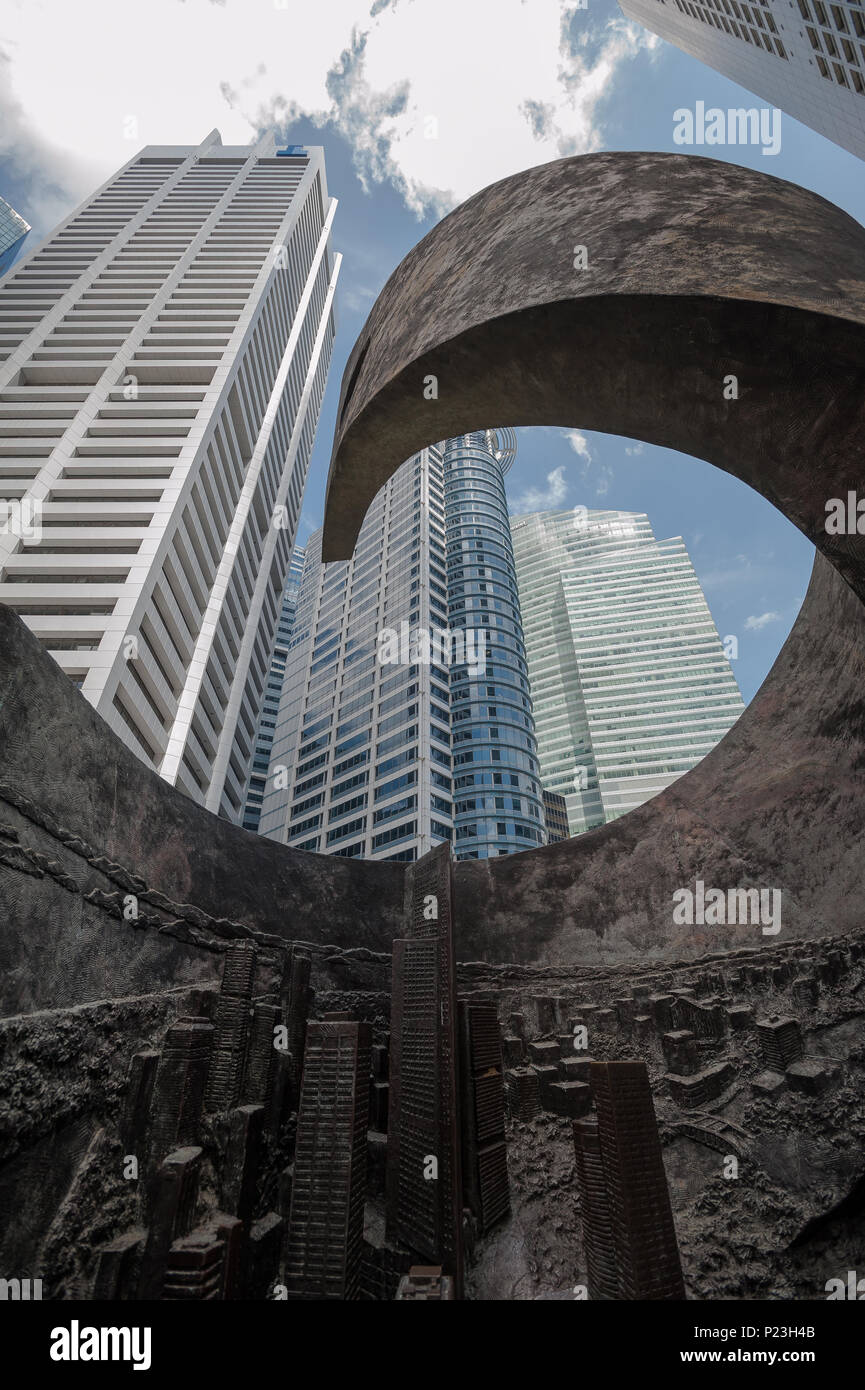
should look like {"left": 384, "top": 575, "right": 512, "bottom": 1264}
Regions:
{"left": 0, "top": 196, "right": 31, "bottom": 276}
{"left": 458, "top": 1000, "right": 510, "bottom": 1234}
{"left": 285, "top": 1018, "right": 371, "bottom": 1299}
{"left": 620, "top": 0, "right": 865, "bottom": 160}
{"left": 205, "top": 940, "right": 257, "bottom": 1113}
{"left": 149, "top": 1016, "right": 214, "bottom": 1163}
{"left": 0, "top": 130, "right": 339, "bottom": 821}
{"left": 589, "top": 1061, "right": 686, "bottom": 1300}
{"left": 242, "top": 544, "right": 305, "bottom": 831}
{"left": 755, "top": 1015, "right": 804, "bottom": 1070}
{"left": 258, "top": 446, "right": 455, "bottom": 860}
{"left": 387, "top": 844, "right": 463, "bottom": 1295}
{"left": 281, "top": 946, "right": 313, "bottom": 1108}
{"left": 542, "top": 788, "right": 570, "bottom": 843}
{"left": 511, "top": 508, "right": 744, "bottom": 836}
{"left": 444, "top": 432, "right": 546, "bottom": 860}
{"left": 572, "top": 1118, "right": 618, "bottom": 1301}
{"left": 259, "top": 432, "right": 545, "bottom": 862}
{"left": 241, "top": 1000, "right": 281, "bottom": 1105}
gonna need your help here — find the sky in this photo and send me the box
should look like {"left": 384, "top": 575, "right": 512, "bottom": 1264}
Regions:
{"left": 2, "top": 0, "right": 863, "bottom": 702}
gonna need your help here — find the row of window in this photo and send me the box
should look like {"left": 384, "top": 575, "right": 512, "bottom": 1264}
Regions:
{"left": 676, "top": 0, "right": 787, "bottom": 57}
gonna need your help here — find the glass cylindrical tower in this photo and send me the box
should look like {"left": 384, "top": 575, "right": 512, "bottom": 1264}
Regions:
{"left": 444, "top": 430, "right": 545, "bottom": 859}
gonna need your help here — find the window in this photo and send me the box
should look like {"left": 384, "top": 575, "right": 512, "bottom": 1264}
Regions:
{"left": 373, "top": 794, "right": 417, "bottom": 824}
{"left": 335, "top": 730, "right": 370, "bottom": 758}
{"left": 327, "top": 816, "right": 366, "bottom": 844}
{"left": 376, "top": 747, "right": 417, "bottom": 778}
{"left": 372, "top": 819, "right": 417, "bottom": 849}
{"left": 331, "top": 770, "right": 369, "bottom": 799}
{"left": 375, "top": 770, "right": 417, "bottom": 800}
{"left": 329, "top": 793, "right": 368, "bottom": 822}
{"left": 289, "top": 813, "right": 322, "bottom": 837}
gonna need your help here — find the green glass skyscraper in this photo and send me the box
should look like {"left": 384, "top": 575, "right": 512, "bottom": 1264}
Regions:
{"left": 511, "top": 507, "right": 744, "bottom": 835}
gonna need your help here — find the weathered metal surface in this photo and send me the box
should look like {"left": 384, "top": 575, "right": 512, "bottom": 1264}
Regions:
{"left": 320, "top": 150, "right": 865, "bottom": 964}
{"left": 323, "top": 151, "right": 865, "bottom": 593}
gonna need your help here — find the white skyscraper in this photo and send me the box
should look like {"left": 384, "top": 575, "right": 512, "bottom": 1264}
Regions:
{"left": 242, "top": 545, "right": 305, "bottom": 834}
{"left": 259, "top": 447, "right": 455, "bottom": 861}
{"left": 620, "top": 0, "right": 865, "bottom": 160}
{"left": 511, "top": 509, "right": 744, "bottom": 835}
{"left": 0, "top": 130, "right": 340, "bottom": 822}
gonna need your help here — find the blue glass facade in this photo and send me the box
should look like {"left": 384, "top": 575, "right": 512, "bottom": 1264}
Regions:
{"left": 0, "top": 197, "right": 30, "bottom": 278}
{"left": 444, "top": 431, "right": 545, "bottom": 859}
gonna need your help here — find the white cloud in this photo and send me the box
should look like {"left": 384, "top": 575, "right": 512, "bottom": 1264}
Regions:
{"left": 0, "top": 0, "right": 658, "bottom": 230}
{"left": 561, "top": 428, "right": 613, "bottom": 495}
{"left": 510, "top": 465, "right": 569, "bottom": 514}
{"left": 594, "top": 468, "right": 612, "bottom": 496}
{"left": 0, "top": 50, "right": 106, "bottom": 241}
{"left": 340, "top": 281, "right": 380, "bottom": 314}
{"left": 625, "top": 442, "right": 644, "bottom": 456}
{"left": 563, "top": 429, "right": 592, "bottom": 462}
{"left": 745, "top": 611, "right": 781, "bottom": 631}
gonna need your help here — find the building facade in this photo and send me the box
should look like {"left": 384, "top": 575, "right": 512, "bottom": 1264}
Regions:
{"left": 511, "top": 508, "right": 744, "bottom": 835}
{"left": 259, "top": 446, "right": 454, "bottom": 860}
{"left": 542, "top": 789, "right": 570, "bottom": 843}
{"left": 620, "top": 0, "right": 865, "bottom": 160}
{"left": 0, "top": 130, "right": 339, "bottom": 822}
{"left": 444, "top": 432, "right": 545, "bottom": 860}
{"left": 587, "top": 1061, "right": 686, "bottom": 1300}
{"left": 242, "top": 545, "right": 305, "bottom": 832}
{"left": 259, "top": 431, "right": 545, "bottom": 862}
{"left": 286, "top": 1018, "right": 371, "bottom": 1300}
{"left": 0, "top": 196, "right": 31, "bottom": 277}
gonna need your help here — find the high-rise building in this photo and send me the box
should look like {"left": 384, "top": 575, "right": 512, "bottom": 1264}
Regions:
{"left": 205, "top": 940, "right": 258, "bottom": 1113}
{"left": 0, "top": 196, "right": 31, "bottom": 277}
{"left": 542, "top": 788, "right": 570, "bottom": 843}
{"left": 259, "top": 432, "right": 545, "bottom": 861}
{"left": 0, "top": 131, "right": 339, "bottom": 822}
{"left": 445, "top": 432, "right": 546, "bottom": 860}
{"left": 587, "top": 1061, "right": 685, "bottom": 1300}
{"left": 457, "top": 1000, "right": 510, "bottom": 1234}
{"left": 242, "top": 544, "right": 305, "bottom": 832}
{"left": 285, "top": 1018, "right": 371, "bottom": 1300}
{"left": 511, "top": 508, "right": 743, "bottom": 835}
{"left": 572, "top": 1117, "right": 618, "bottom": 1301}
{"left": 281, "top": 947, "right": 313, "bottom": 1110}
{"left": 149, "top": 1017, "right": 214, "bottom": 1163}
{"left": 387, "top": 844, "right": 463, "bottom": 1293}
{"left": 620, "top": 0, "right": 865, "bottom": 161}
{"left": 259, "top": 446, "right": 452, "bottom": 860}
